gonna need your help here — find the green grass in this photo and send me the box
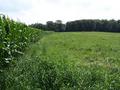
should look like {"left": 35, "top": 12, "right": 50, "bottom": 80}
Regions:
{"left": 5, "top": 32, "right": 120, "bottom": 90}
{"left": 0, "top": 15, "right": 51, "bottom": 90}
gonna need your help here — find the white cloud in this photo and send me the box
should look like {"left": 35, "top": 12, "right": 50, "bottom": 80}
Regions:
{"left": 0, "top": 0, "right": 32, "bottom": 12}
{"left": 0, "top": 0, "right": 120, "bottom": 24}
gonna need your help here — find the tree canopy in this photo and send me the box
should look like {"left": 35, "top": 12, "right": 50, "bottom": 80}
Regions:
{"left": 30, "top": 19, "right": 120, "bottom": 32}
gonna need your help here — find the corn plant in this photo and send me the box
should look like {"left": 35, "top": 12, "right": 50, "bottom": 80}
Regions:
{"left": 0, "top": 14, "right": 42, "bottom": 69}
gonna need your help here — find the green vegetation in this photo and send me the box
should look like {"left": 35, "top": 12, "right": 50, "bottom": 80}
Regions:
{"left": 0, "top": 15, "right": 42, "bottom": 68}
{"left": 5, "top": 32, "right": 120, "bottom": 89}
{"left": 30, "top": 19, "right": 120, "bottom": 32}
{"left": 0, "top": 15, "right": 44, "bottom": 89}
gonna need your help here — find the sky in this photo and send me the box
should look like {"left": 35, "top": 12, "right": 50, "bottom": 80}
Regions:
{"left": 0, "top": 0, "right": 120, "bottom": 24}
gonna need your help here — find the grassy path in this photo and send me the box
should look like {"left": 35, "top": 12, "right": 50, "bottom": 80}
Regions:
{"left": 6, "top": 32, "right": 120, "bottom": 90}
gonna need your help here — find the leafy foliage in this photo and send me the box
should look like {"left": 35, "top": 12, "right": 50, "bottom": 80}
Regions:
{"left": 30, "top": 20, "right": 65, "bottom": 32}
{"left": 30, "top": 19, "right": 120, "bottom": 32}
{"left": 0, "top": 15, "right": 42, "bottom": 69}
{"left": 66, "top": 19, "right": 120, "bottom": 32}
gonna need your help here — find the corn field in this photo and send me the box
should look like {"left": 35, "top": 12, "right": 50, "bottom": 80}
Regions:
{"left": 0, "top": 14, "right": 42, "bottom": 69}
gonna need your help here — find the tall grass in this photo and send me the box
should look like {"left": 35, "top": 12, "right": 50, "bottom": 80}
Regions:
{"left": 5, "top": 32, "right": 120, "bottom": 90}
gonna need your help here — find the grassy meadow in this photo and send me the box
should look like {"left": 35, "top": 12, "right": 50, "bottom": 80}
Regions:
{"left": 5, "top": 32, "right": 120, "bottom": 90}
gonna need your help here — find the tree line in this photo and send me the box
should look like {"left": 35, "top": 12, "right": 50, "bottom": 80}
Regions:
{"left": 30, "top": 19, "right": 120, "bottom": 32}
{"left": 30, "top": 20, "right": 65, "bottom": 32}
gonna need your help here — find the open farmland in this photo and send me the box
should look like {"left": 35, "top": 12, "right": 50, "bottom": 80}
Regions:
{"left": 5, "top": 32, "right": 120, "bottom": 90}
{"left": 1, "top": 0, "right": 120, "bottom": 89}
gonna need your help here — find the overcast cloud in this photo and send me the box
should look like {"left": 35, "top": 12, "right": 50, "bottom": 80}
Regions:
{"left": 0, "top": 0, "right": 120, "bottom": 24}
